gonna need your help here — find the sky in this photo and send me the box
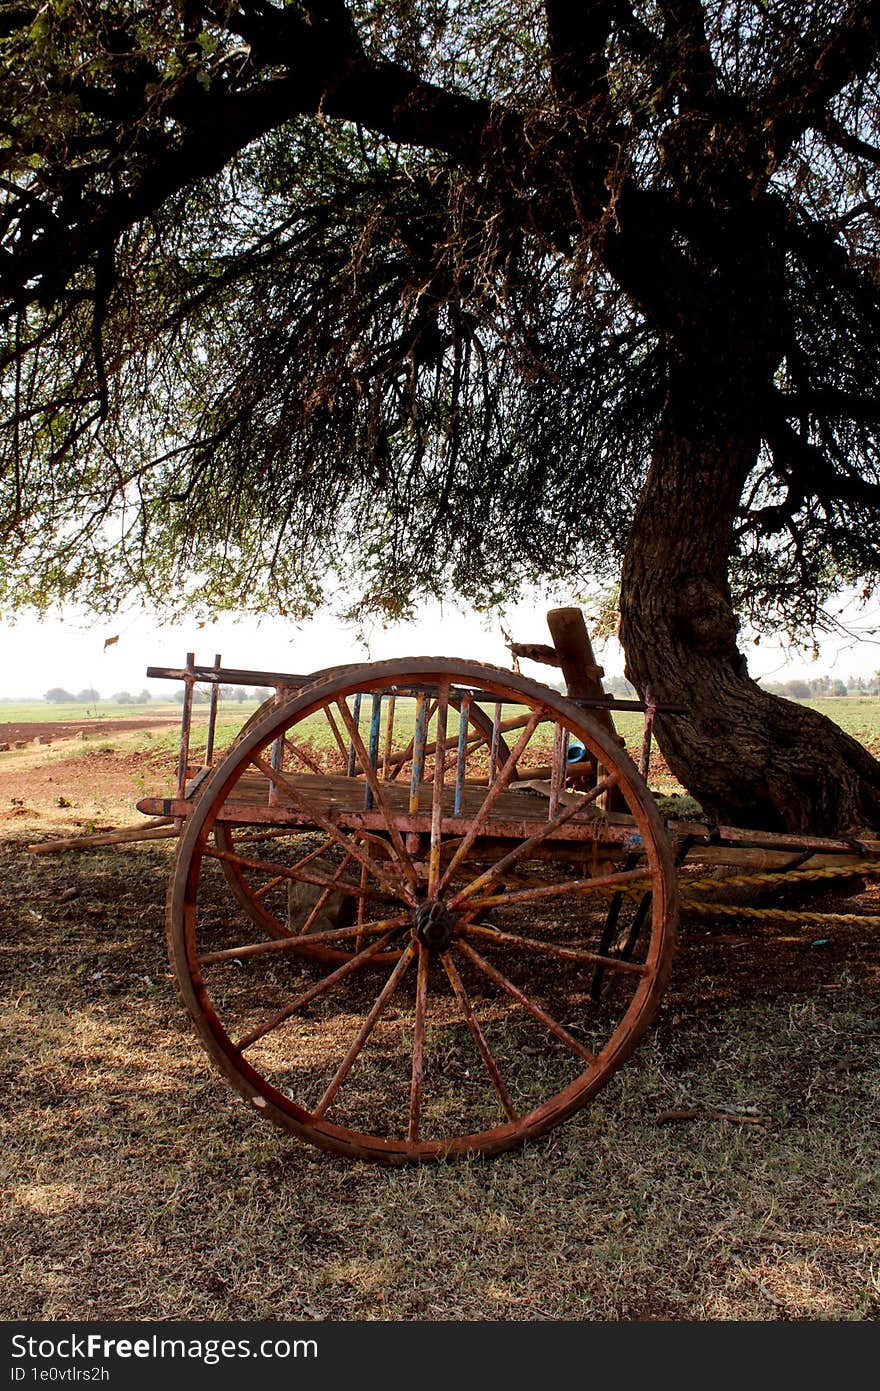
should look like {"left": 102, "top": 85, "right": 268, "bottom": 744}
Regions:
{"left": 2, "top": 586, "right": 880, "bottom": 701}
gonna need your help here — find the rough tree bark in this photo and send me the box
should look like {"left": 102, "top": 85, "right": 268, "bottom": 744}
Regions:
{"left": 619, "top": 391, "right": 880, "bottom": 835}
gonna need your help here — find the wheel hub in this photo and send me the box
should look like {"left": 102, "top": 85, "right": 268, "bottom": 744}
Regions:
{"left": 413, "top": 900, "right": 457, "bottom": 951}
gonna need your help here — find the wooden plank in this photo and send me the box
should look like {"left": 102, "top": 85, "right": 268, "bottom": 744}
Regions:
{"left": 28, "top": 818, "right": 177, "bottom": 854}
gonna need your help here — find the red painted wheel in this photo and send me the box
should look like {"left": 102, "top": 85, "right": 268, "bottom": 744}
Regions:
{"left": 167, "top": 658, "right": 677, "bottom": 1163}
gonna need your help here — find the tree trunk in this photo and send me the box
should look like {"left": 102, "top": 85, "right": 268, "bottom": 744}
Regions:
{"left": 619, "top": 412, "right": 880, "bottom": 837}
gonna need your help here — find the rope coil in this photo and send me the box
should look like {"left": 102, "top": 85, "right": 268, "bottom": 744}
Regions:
{"left": 681, "top": 856, "right": 880, "bottom": 926}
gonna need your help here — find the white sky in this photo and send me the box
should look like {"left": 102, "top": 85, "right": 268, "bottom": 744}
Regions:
{"left": 2, "top": 586, "right": 879, "bottom": 700}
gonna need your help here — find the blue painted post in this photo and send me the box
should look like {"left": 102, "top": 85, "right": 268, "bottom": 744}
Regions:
{"left": 489, "top": 702, "right": 502, "bottom": 783}
{"left": 365, "top": 692, "right": 382, "bottom": 808}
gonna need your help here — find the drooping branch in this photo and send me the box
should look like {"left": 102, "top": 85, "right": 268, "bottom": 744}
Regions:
{"left": 0, "top": 5, "right": 505, "bottom": 321}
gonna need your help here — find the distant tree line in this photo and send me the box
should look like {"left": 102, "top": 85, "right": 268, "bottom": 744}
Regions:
{"left": 172, "top": 686, "right": 263, "bottom": 705}
{"left": 43, "top": 686, "right": 152, "bottom": 703}
{"left": 547, "top": 671, "right": 879, "bottom": 701}
{"left": 603, "top": 674, "right": 639, "bottom": 699}
{"left": 40, "top": 676, "right": 880, "bottom": 707}
{"left": 42, "top": 685, "right": 264, "bottom": 704}
{"left": 760, "top": 673, "right": 880, "bottom": 699}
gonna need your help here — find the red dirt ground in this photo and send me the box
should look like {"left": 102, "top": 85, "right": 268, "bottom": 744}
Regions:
{"left": 0, "top": 718, "right": 180, "bottom": 832}
{"left": 0, "top": 716, "right": 178, "bottom": 745}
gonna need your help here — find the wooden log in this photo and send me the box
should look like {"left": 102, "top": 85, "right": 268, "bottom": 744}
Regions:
{"left": 27, "top": 818, "right": 177, "bottom": 854}
{"left": 546, "top": 608, "right": 609, "bottom": 715}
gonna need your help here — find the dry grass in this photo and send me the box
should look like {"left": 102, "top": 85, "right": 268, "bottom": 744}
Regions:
{"left": 2, "top": 819, "right": 878, "bottom": 1322}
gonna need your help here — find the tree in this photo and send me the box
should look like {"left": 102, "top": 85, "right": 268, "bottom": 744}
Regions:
{"left": 44, "top": 688, "right": 75, "bottom": 704}
{"left": 786, "top": 679, "right": 812, "bottom": 700}
{"left": 173, "top": 686, "right": 211, "bottom": 703}
{"left": 77, "top": 688, "right": 100, "bottom": 703}
{"left": 113, "top": 691, "right": 133, "bottom": 704}
{"left": 2, "top": 3, "right": 880, "bottom": 832}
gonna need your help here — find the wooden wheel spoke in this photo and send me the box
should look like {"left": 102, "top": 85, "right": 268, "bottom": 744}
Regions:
{"left": 311, "top": 943, "right": 417, "bottom": 1120}
{"left": 234, "top": 928, "right": 403, "bottom": 1051}
{"left": 450, "top": 771, "right": 622, "bottom": 905}
{"left": 334, "top": 697, "right": 419, "bottom": 892}
{"left": 462, "top": 923, "right": 649, "bottom": 976}
{"left": 462, "top": 864, "right": 651, "bottom": 912}
{"left": 236, "top": 833, "right": 336, "bottom": 904}
{"left": 282, "top": 737, "right": 324, "bottom": 775}
{"left": 408, "top": 944, "right": 430, "bottom": 1141}
{"left": 323, "top": 706, "right": 350, "bottom": 762}
{"left": 439, "top": 708, "right": 546, "bottom": 891}
{"left": 198, "top": 915, "right": 410, "bottom": 966}
{"left": 299, "top": 851, "right": 356, "bottom": 935}
{"left": 205, "top": 843, "right": 392, "bottom": 907}
{"left": 251, "top": 755, "right": 415, "bottom": 904}
{"left": 252, "top": 874, "right": 285, "bottom": 902}
{"left": 230, "top": 833, "right": 334, "bottom": 874}
{"left": 454, "top": 940, "right": 597, "bottom": 1065}
{"left": 440, "top": 951, "right": 519, "bottom": 1122}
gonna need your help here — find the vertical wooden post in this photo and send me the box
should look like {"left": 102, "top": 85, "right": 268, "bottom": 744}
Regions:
{"left": 176, "top": 652, "right": 196, "bottom": 801}
{"left": 546, "top": 607, "right": 629, "bottom": 811}
{"left": 205, "top": 653, "right": 222, "bottom": 766}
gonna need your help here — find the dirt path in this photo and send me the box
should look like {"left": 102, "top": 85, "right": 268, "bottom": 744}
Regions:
{"left": 0, "top": 728, "right": 179, "bottom": 834}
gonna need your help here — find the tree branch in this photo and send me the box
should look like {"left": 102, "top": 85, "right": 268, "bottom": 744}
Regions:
{"left": 543, "top": 2, "right": 615, "bottom": 106}
{"left": 1, "top": 6, "right": 501, "bottom": 319}
{"left": 657, "top": 1, "right": 721, "bottom": 108}
{"left": 777, "top": 388, "right": 880, "bottom": 424}
{"left": 766, "top": 408, "right": 880, "bottom": 508}
{"left": 762, "top": 2, "right": 880, "bottom": 166}
{"left": 822, "top": 111, "right": 880, "bottom": 168}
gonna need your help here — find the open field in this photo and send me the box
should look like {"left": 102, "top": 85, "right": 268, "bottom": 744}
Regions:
{"left": 1, "top": 696, "right": 879, "bottom": 1322}
{"left": 0, "top": 699, "right": 183, "bottom": 723}
{"left": 4, "top": 691, "right": 879, "bottom": 745}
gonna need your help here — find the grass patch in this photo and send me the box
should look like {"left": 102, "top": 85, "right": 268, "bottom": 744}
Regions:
{"left": 0, "top": 701, "right": 185, "bottom": 723}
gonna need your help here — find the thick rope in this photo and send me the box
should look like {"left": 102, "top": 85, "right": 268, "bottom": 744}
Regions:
{"left": 683, "top": 859, "right": 880, "bottom": 894}
{"left": 680, "top": 899, "right": 880, "bottom": 927}
{"left": 569, "top": 856, "right": 880, "bottom": 927}
{"left": 679, "top": 855, "right": 880, "bottom": 926}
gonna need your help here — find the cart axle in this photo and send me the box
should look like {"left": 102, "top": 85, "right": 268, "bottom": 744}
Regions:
{"left": 414, "top": 900, "right": 458, "bottom": 951}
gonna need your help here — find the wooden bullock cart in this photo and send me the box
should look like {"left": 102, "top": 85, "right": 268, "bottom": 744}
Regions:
{"left": 140, "top": 618, "right": 879, "bottom": 1163}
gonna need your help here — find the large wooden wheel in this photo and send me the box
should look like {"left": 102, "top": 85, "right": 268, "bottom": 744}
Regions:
{"left": 167, "top": 658, "right": 678, "bottom": 1163}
